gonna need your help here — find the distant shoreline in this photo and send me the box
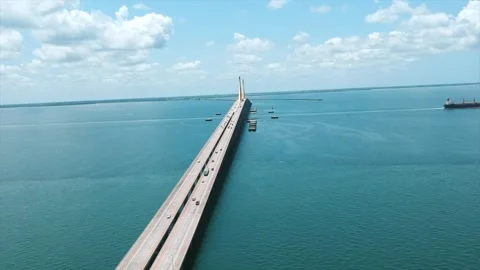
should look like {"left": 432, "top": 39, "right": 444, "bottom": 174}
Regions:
{"left": 1, "top": 82, "right": 478, "bottom": 109}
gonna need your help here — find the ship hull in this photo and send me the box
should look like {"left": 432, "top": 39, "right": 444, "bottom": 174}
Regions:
{"left": 444, "top": 103, "right": 480, "bottom": 109}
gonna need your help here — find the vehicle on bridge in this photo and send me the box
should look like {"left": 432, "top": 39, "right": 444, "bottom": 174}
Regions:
{"left": 203, "top": 169, "right": 209, "bottom": 176}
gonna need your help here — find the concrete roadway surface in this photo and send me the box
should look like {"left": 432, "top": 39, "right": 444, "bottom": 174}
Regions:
{"left": 117, "top": 100, "right": 240, "bottom": 270}
{"left": 150, "top": 100, "right": 245, "bottom": 270}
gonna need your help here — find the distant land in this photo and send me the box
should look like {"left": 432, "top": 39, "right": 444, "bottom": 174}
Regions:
{"left": 1, "top": 82, "right": 478, "bottom": 109}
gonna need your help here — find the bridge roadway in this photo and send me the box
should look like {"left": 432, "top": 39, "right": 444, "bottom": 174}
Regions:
{"left": 150, "top": 99, "right": 244, "bottom": 269}
{"left": 117, "top": 98, "right": 246, "bottom": 270}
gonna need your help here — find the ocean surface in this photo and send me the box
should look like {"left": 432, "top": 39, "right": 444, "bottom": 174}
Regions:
{"left": 1, "top": 85, "right": 479, "bottom": 269}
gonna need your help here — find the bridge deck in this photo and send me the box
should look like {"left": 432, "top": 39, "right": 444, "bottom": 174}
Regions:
{"left": 150, "top": 100, "right": 245, "bottom": 269}
{"left": 117, "top": 99, "right": 246, "bottom": 270}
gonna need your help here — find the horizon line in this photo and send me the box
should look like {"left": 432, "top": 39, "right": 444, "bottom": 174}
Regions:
{"left": 1, "top": 82, "right": 479, "bottom": 108}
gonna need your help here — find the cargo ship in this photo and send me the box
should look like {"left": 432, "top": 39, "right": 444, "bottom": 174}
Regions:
{"left": 444, "top": 98, "right": 479, "bottom": 109}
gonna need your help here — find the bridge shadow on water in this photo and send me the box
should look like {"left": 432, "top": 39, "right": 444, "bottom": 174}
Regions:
{"left": 182, "top": 100, "right": 251, "bottom": 270}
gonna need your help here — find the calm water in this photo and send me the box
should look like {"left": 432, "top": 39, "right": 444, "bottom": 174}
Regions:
{"left": 1, "top": 85, "right": 479, "bottom": 269}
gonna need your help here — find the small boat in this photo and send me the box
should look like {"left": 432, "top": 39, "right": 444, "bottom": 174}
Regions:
{"left": 205, "top": 118, "right": 213, "bottom": 121}
{"left": 268, "top": 107, "right": 275, "bottom": 113}
{"left": 248, "top": 119, "right": 257, "bottom": 132}
{"left": 271, "top": 116, "right": 279, "bottom": 119}
{"left": 215, "top": 113, "right": 221, "bottom": 115}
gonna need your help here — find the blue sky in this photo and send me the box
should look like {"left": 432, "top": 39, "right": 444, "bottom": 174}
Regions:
{"left": 0, "top": 0, "right": 479, "bottom": 104}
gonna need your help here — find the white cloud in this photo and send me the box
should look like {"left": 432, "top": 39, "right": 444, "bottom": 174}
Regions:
{"left": 115, "top": 5, "right": 129, "bottom": 21}
{"left": 268, "top": 0, "right": 288, "bottom": 10}
{"left": 289, "top": 0, "right": 480, "bottom": 71}
{"left": 33, "top": 9, "right": 99, "bottom": 44}
{"left": 28, "top": 4, "right": 172, "bottom": 62}
{"left": 293, "top": 32, "right": 310, "bottom": 43}
{"left": 0, "top": 1, "right": 175, "bottom": 101}
{"left": 266, "top": 63, "right": 286, "bottom": 72}
{"left": 0, "top": 64, "right": 21, "bottom": 75}
{"left": 231, "top": 32, "right": 272, "bottom": 54}
{"left": 133, "top": 3, "right": 150, "bottom": 10}
{"left": 228, "top": 33, "right": 272, "bottom": 73}
{"left": 374, "top": 0, "right": 380, "bottom": 4}
{"left": 0, "top": 28, "right": 23, "bottom": 59}
{"left": 4, "top": 2, "right": 173, "bottom": 55}
{"left": 234, "top": 33, "right": 245, "bottom": 40}
{"left": 117, "top": 51, "right": 149, "bottom": 66}
{"left": 365, "top": 0, "right": 428, "bottom": 23}
{"left": 231, "top": 54, "right": 263, "bottom": 65}
{"left": 267, "top": 63, "right": 279, "bottom": 69}
{"left": 132, "top": 63, "right": 154, "bottom": 72}
{"left": 403, "top": 13, "right": 451, "bottom": 28}
{"left": 310, "top": 5, "right": 331, "bottom": 14}
{"left": 171, "top": 60, "right": 201, "bottom": 72}
{"left": 0, "top": 0, "right": 78, "bottom": 28}
{"left": 101, "top": 11, "right": 173, "bottom": 50}
{"left": 33, "top": 44, "right": 90, "bottom": 63}
{"left": 2, "top": 73, "right": 32, "bottom": 84}
{"left": 0, "top": 62, "right": 34, "bottom": 87}
{"left": 206, "top": 40, "right": 215, "bottom": 47}
{"left": 167, "top": 60, "right": 206, "bottom": 78}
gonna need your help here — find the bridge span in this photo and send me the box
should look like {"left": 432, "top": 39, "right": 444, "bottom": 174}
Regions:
{"left": 117, "top": 78, "right": 251, "bottom": 270}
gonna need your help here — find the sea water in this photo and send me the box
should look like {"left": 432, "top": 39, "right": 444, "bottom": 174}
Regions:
{"left": 0, "top": 84, "right": 479, "bottom": 269}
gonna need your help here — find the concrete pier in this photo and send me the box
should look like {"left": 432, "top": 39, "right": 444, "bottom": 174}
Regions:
{"left": 117, "top": 79, "right": 251, "bottom": 270}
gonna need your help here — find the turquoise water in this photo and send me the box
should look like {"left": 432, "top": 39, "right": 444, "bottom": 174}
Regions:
{"left": 1, "top": 85, "right": 479, "bottom": 269}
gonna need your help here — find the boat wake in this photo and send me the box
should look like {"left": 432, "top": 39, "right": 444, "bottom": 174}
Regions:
{"left": 0, "top": 116, "right": 223, "bottom": 128}
{"left": 1, "top": 108, "right": 445, "bottom": 128}
{"left": 277, "top": 107, "right": 444, "bottom": 117}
